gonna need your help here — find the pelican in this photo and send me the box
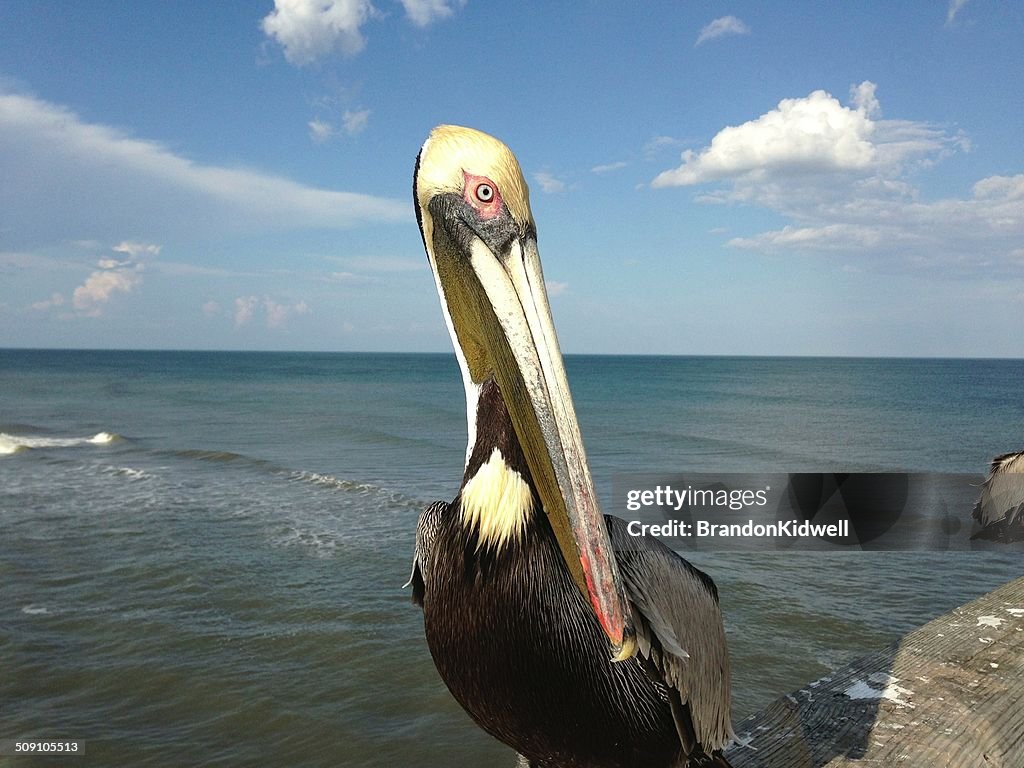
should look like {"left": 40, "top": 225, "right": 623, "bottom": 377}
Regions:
{"left": 972, "top": 451, "right": 1024, "bottom": 542}
{"left": 408, "top": 125, "right": 734, "bottom": 767}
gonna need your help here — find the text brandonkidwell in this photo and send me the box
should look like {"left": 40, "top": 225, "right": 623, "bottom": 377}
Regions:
{"left": 626, "top": 518, "right": 851, "bottom": 539}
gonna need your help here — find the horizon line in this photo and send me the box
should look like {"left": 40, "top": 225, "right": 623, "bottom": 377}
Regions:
{"left": 2, "top": 347, "right": 1022, "bottom": 363}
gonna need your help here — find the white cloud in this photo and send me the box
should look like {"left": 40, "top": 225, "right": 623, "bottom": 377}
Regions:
{"left": 73, "top": 269, "right": 141, "bottom": 316}
{"left": 329, "top": 270, "right": 372, "bottom": 284}
{"left": 591, "top": 161, "right": 627, "bottom": 174}
{"left": 46, "top": 240, "right": 159, "bottom": 317}
{"left": 946, "top": 0, "right": 970, "bottom": 25}
{"left": 113, "top": 241, "right": 162, "bottom": 258}
{"left": 725, "top": 173, "right": 1024, "bottom": 273}
{"left": 308, "top": 109, "right": 369, "bottom": 142}
{"left": 0, "top": 89, "right": 405, "bottom": 244}
{"left": 265, "top": 298, "right": 289, "bottom": 328}
{"left": 261, "top": 0, "right": 464, "bottom": 65}
{"left": 652, "top": 82, "right": 967, "bottom": 197}
{"left": 324, "top": 254, "right": 426, "bottom": 285}
{"left": 342, "top": 108, "right": 370, "bottom": 135}
{"left": 265, "top": 297, "right": 311, "bottom": 328}
{"left": 308, "top": 118, "right": 335, "bottom": 143}
{"left": 643, "top": 135, "right": 684, "bottom": 159}
{"left": 234, "top": 295, "right": 311, "bottom": 328}
{"left": 696, "top": 16, "right": 751, "bottom": 46}
{"left": 728, "top": 223, "right": 888, "bottom": 252}
{"left": 202, "top": 300, "right": 222, "bottom": 317}
{"left": 545, "top": 280, "right": 568, "bottom": 297}
{"left": 31, "top": 292, "right": 65, "bottom": 311}
{"left": 653, "top": 82, "right": 1023, "bottom": 274}
{"left": 652, "top": 83, "right": 892, "bottom": 188}
{"left": 234, "top": 296, "right": 259, "bottom": 327}
{"left": 401, "top": 0, "right": 465, "bottom": 27}
{"left": 262, "top": 0, "right": 376, "bottom": 65}
{"left": 849, "top": 80, "right": 880, "bottom": 119}
{"left": 533, "top": 170, "right": 567, "bottom": 194}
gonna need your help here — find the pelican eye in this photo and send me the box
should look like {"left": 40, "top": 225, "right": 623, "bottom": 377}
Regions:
{"left": 475, "top": 183, "right": 495, "bottom": 203}
{"left": 462, "top": 172, "right": 502, "bottom": 219}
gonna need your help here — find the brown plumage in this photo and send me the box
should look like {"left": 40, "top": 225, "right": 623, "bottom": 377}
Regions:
{"left": 972, "top": 451, "right": 1024, "bottom": 542}
{"left": 409, "top": 125, "right": 734, "bottom": 767}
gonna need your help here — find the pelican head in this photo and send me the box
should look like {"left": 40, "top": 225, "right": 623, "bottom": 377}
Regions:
{"left": 413, "top": 125, "right": 635, "bottom": 659}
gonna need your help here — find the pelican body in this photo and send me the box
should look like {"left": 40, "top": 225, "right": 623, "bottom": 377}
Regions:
{"left": 409, "top": 125, "right": 734, "bottom": 767}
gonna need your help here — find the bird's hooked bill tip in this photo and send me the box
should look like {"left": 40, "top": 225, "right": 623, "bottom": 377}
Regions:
{"left": 610, "top": 632, "right": 638, "bottom": 663}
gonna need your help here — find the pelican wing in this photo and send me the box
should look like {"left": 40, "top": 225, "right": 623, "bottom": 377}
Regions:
{"left": 607, "top": 515, "right": 735, "bottom": 752}
{"left": 406, "top": 500, "right": 449, "bottom": 605}
{"left": 972, "top": 451, "right": 1024, "bottom": 533}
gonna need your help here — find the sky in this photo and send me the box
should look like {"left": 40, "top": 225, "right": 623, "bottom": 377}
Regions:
{"left": 1, "top": 0, "right": 1022, "bottom": 356}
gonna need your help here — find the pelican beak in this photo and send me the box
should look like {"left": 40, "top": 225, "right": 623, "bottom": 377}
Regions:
{"left": 421, "top": 186, "right": 636, "bottom": 660}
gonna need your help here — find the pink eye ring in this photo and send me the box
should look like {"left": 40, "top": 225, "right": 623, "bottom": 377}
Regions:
{"left": 463, "top": 172, "right": 502, "bottom": 218}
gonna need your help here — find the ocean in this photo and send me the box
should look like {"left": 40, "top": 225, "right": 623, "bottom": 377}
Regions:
{"left": 1, "top": 350, "right": 1021, "bottom": 766}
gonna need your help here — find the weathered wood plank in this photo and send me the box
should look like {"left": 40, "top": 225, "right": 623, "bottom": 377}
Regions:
{"left": 724, "top": 576, "right": 1024, "bottom": 767}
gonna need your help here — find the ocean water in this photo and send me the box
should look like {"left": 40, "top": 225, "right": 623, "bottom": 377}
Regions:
{"left": 1, "top": 350, "right": 1021, "bottom": 766}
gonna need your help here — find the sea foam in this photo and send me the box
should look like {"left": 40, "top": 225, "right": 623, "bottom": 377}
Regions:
{"left": 0, "top": 431, "right": 120, "bottom": 455}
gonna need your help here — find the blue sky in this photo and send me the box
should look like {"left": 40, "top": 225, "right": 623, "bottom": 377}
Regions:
{"left": 1, "top": 1, "right": 1022, "bottom": 356}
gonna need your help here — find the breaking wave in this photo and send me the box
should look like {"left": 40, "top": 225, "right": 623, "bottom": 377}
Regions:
{"left": 286, "top": 470, "right": 424, "bottom": 510}
{"left": 0, "top": 430, "right": 121, "bottom": 456}
{"left": 163, "top": 448, "right": 424, "bottom": 510}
